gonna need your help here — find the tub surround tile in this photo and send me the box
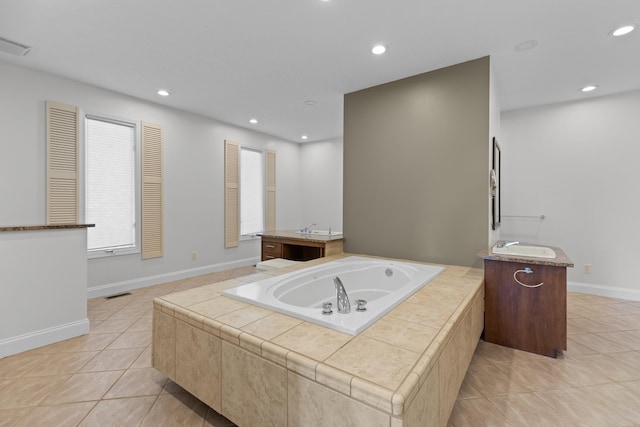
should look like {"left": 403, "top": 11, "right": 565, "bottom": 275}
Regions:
{"left": 158, "top": 285, "right": 221, "bottom": 307}
{"left": 315, "top": 362, "right": 353, "bottom": 396}
{"left": 240, "top": 312, "right": 303, "bottom": 340}
{"left": 350, "top": 377, "right": 394, "bottom": 414}
{"left": 288, "top": 372, "right": 390, "bottom": 427}
{"left": 215, "top": 305, "right": 272, "bottom": 329}
{"left": 362, "top": 316, "right": 439, "bottom": 354}
{"left": 286, "top": 350, "right": 318, "bottom": 380}
{"left": 152, "top": 309, "right": 176, "bottom": 378}
{"left": 151, "top": 254, "right": 485, "bottom": 426}
{"left": 271, "top": 321, "right": 352, "bottom": 362}
{"left": 221, "top": 342, "right": 287, "bottom": 427}
{"left": 187, "top": 296, "right": 248, "bottom": 320}
{"left": 326, "top": 335, "right": 421, "bottom": 390}
{"left": 175, "top": 322, "right": 222, "bottom": 409}
{"left": 397, "top": 366, "right": 440, "bottom": 427}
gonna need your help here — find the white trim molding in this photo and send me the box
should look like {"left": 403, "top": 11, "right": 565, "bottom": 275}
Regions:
{"left": 568, "top": 281, "right": 640, "bottom": 302}
{"left": 87, "top": 257, "right": 260, "bottom": 299}
{"left": 0, "top": 319, "right": 90, "bottom": 358}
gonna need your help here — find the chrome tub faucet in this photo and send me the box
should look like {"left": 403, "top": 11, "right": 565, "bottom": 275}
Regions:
{"left": 333, "top": 276, "right": 351, "bottom": 314}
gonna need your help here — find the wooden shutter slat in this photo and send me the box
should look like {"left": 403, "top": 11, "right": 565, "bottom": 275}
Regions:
{"left": 265, "top": 149, "right": 276, "bottom": 231}
{"left": 142, "top": 122, "right": 164, "bottom": 259}
{"left": 225, "top": 140, "right": 240, "bottom": 248}
{"left": 46, "top": 101, "right": 79, "bottom": 225}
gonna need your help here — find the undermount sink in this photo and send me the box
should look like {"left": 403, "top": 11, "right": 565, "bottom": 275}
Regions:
{"left": 492, "top": 244, "right": 556, "bottom": 259}
{"left": 295, "top": 230, "right": 342, "bottom": 236}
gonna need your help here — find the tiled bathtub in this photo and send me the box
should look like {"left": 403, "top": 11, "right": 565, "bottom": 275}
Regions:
{"left": 152, "top": 254, "right": 484, "bottom": 427}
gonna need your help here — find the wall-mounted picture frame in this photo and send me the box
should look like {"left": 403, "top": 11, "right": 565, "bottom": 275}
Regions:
{"left": 492, "top": 137, "right": 501, "bottom": 230}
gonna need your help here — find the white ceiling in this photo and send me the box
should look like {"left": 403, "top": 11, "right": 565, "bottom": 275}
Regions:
{"left": 1, "top": 0, "right": 638, "bottom": 142}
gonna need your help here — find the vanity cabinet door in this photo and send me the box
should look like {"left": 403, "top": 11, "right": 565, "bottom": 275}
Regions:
{"left": 484, "top": 259, "right": 567, "bottom": 358}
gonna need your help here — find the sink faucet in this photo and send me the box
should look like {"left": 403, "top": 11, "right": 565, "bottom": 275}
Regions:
{"left": 333, "top": 277, "right": 351, "bottom": 314}
{"left": 496, "top": 240, "right": 519, "bottom": 248}
{"left": 301, "top": 223, "right": 316, "bottom": 233}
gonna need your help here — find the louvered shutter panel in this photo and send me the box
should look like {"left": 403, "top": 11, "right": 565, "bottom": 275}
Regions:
{"left": 46, "top": 101, "right": 79, "bottom": 224}
{"left": 225, "top": 140, "right": 240, "bottom": 248}
{"left": 142, "top": 122, "right": 163, "bottom": 259}
{"left": 265, "top": 149, "right": 276, "bottom": 231}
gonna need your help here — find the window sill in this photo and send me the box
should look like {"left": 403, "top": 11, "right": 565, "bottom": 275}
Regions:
{"left": 88, "top": 247, "right": 140, "bottom": 259}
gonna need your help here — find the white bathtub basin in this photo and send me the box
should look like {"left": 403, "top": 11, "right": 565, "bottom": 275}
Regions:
{"left": 492, "top": 244, "right": 556, "bottom": 259}
{"left": 223, "top": 256, "right": 443, "bottom": 335}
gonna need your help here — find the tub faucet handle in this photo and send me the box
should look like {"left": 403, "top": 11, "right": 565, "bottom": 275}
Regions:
{"left": 355, "top": 299, "right": 367, "bottom": 312}
{"left": 322, "top": 302, "right": 333, "bottom": 315}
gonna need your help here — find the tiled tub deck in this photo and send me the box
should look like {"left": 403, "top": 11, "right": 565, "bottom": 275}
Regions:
{"left": 152, "top": 254, "right": 484, "bottom": 427}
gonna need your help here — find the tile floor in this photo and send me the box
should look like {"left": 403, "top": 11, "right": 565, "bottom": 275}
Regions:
{"left": 1, "top": 267, "right": 640, "bottom": 426}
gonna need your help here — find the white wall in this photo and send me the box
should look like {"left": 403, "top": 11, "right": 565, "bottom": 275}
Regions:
{"left": 501, "top": 89, "right": 640, "bottom": 300}
{"left": 488, "top": 64, "right": 502, "bottom": 245}
{"left": 1, "top": 61, "right": 329, "bottom": 297}
{"left": 299, "top": 137, "right": 343, "bottom": 232}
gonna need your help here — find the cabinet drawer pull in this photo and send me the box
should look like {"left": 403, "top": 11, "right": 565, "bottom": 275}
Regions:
{"left": 514, "top": 268, "right": 544, "bottom": 288}
{"left": 265, "top": 244, "right": 276, "bottom": 249}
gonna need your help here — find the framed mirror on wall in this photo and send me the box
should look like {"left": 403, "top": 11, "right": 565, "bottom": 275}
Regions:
{"left": 491, "top": 137, "right": 501, "bottom": 230}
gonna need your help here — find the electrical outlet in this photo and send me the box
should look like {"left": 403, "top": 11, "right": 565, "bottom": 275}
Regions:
{"left": 583, "top": 263, "right": 591, "bottom": 274}
{"left": 192, "top": 251, "right": 197, "bottom": 261}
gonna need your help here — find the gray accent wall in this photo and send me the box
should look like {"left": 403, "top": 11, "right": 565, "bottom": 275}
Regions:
{"left": 343, "top": 56, "right": 491, "bottom": 267}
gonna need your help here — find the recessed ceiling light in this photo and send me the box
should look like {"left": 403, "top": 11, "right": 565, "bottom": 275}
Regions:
{"left": 249, "top": 118, "right": 258, "bottom": 124}
{"left": 301, "top": 135, "right": 308, "bottom": 140}
{"left": 581, "top": 85, "right": 598, "bottom": 92}
{"left": 371, "top": 44, "right": 386, "bottom": 55}
{"left": 514, "top": 40, "right": 538, "bottom": 52}
{"left": 157, "top": 89, "right": 170, "bottom": 97}
{"left": 304, "top": 100, "right": 317, "bottom": 106}
{"left": 612, "top": 25, "right": 635, "bottom": 37}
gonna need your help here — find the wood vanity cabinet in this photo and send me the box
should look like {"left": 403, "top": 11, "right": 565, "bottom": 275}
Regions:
{"left": 480, "top": 246, "right": 573, "bottom": 358}
{"left": 259, "top": 231, "right": 344, "bottom": 262}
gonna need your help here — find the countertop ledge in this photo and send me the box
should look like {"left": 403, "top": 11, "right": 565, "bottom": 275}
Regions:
{"left": 258, "top": 230, "right": 345, "bottom": 242}
{"left": 0, "top": 224, "right": 95, "bottom": 232}
{"left": 477, "top": 243, "right": 574, "bottom": 267}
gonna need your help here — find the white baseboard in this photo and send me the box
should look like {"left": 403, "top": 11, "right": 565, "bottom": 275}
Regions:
{"left": 0, "top": 319, "right": 90, "bottom": 359}
{"left": 567, "top": 281, "right": 640, "bottom": 302}
{"left": 87, "top": 256, "right": 260, "bottom": 299}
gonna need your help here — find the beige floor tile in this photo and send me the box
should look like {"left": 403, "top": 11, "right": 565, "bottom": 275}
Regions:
{"left": 78, "top": 396, "right": 157, "bottom": 426}
{"left": 127, "top": 314, "right": 153, "bottom": 332}
{"left": 0, "top": 408, "right": 33, "bottom": 426}
{"left": 204, "top": 408, "right": 237, "bottom": 427}
{"left": 461, "top": 364, "right": 530, "bottom": 397}
{"left": 20, "top": 351, "right": 100, "bottom": 377}
{"left": 488, "top": 392, "right": 570, "bottom": 427}
{"left": 0, "top": 375, "right": 71, "bottom": 409}
{"left": 140, "top": 392, "right": 209, "bottom": 427}
{"left": 130, "top": 346, "right": 152, "bottom": 369}
{"left": 89, "top": 318, "right": 137, "bottom": 334}
{"left": 581, "top": 382, "right": 640, "bottom": 424}
{"left": 571, "top": 353, "right": 640, "bottom": 382}
{"left": 595, "top": 330, "right": 640, "bottom": 350}
{"left": 448, "top": 397, "right": 516, "bottom": 427}
{"left": 78, "top": 347, "right": 146, "bottom": 372}
{"left": 12, "top": 401, "right": 96, "bottom": 427}
{"left": 533, "top": 387, "right": 635, "bottom": 426}
{"left": 0, "top": 354, "right": 48, "bottom": 378}
{"left": 606, "top": 351, "right": 640, "bottom": 370}
{"left": 104, "top": 367, "right": 168, "bottom": 398}
{"left": 565, "top": 336, "right": 600, "bottom": 357}
{"left": 106, "top": 330, "right": 152, "bottom": 349}
{"left": 41, "top": 370, "right": 124, "bottom": 405}
{"left": 568, "top": 332, "right": 630, "bottom": 353}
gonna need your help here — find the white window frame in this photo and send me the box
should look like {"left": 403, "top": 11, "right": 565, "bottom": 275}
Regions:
{"left": 239, "top": 146, "right": 266, "bottom": 240}
{"left": 82, "top": 113, "right": 142, "bottom": 258}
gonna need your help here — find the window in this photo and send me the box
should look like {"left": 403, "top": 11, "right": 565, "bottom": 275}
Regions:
{"left": 85, "top": 116, "right": 138, "bottom": 253}
{"left": 225, "top": 140, "right": 275, "bottom": 247}
{"left": 240, "top": 147, "right": 264, "bottom": 236}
